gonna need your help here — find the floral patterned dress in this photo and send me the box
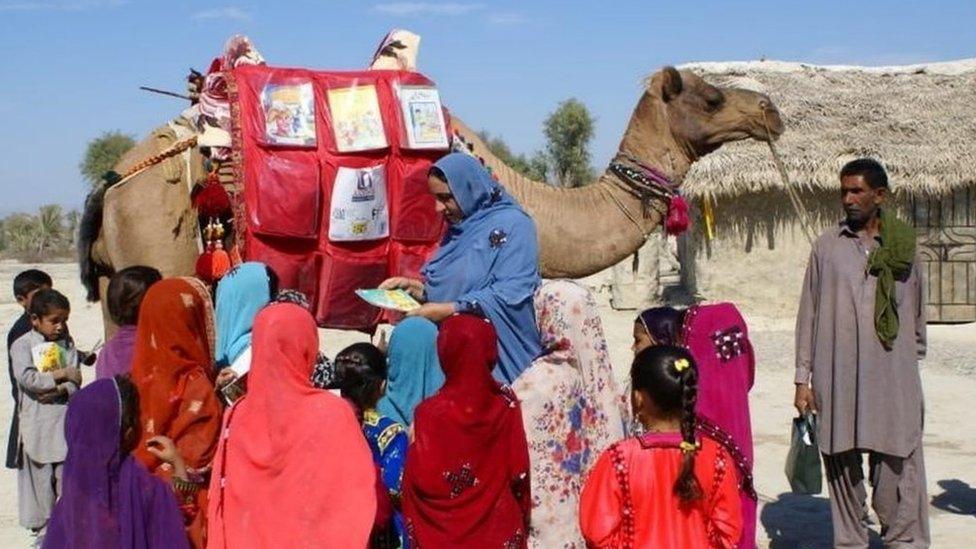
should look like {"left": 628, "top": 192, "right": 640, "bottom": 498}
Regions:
{"left": 362, "top": 408, "right": 409, "bottom": 548}
{"left": 511, "top": 280, "right": 628, "bottom": 548}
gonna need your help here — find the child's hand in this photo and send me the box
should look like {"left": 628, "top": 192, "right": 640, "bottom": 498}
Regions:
{"left": 36, "top": 387, "right": 64, "bottom": 404}
{"left": 53, "top": 367, "right": 82, "bottom": 386}
{"left": 215, "top": 368, "right": 238, "bottom": 388}
{"left": 146, "top": 436, "right": 183, "bottom": 466}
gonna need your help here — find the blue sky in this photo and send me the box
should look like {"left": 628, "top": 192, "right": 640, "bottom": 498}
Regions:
{"left": 0, "top": 0, "right": 972, "bottom": 214}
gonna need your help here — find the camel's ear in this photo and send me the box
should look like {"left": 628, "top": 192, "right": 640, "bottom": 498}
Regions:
{"left": 660, "top": 66, "right": 683, "bottom": 102}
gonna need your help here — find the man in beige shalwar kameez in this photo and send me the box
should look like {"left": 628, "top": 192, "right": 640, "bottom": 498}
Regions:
{"left": 795, "top": 159, "right": 929, "bottom": 548}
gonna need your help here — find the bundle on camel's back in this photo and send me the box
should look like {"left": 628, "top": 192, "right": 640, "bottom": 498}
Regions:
{"left": 79, "top": 33, "right": 784, "bottom": 334}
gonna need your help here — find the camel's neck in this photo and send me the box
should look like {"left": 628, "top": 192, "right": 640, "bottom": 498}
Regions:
{"left": 449, "top": 100, "right": 695, "bottom": 278}
{"left": 615, "top": 92, "right": 694, "bottom": 185}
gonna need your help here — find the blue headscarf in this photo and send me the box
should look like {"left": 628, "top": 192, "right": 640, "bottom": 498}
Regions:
{"left": 215, "top": 262, "right": 272, "bottom": 368}
{"left": 422, "top": 153, "right": 542, "bottom": 383}
{"left": 377, "top": 317, "right": 443, "bottom": 425}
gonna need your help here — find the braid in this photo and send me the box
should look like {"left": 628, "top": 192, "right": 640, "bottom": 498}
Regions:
{"left": 674, "top": 363, "right": 703, "bottom": 503}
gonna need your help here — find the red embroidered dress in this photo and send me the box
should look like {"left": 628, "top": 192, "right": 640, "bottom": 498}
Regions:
{"left": 579, "top": 433, "right": 742, "bottom": 549}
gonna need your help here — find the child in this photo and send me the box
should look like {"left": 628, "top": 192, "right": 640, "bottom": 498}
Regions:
{"left": 579, "top": 346, "right": 742, "bottom": 548}
{"left": 95, "top": 266, "right": 162, "bottom": 380}
{"left": 42, "top": 376, "right": 189, "bottom": 548}
{"left": 10, "top": 288, "right": 82, "bottom": 538}
{"left": 336, "top": 343, "right": 408, "bottom": 549}
{"left": 6, "top": 269, "right": 52, "bottom": 472}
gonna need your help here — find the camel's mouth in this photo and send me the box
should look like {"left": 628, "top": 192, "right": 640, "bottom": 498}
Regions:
{"left": 753, "top": 108, "right": 785, "bottom": 142}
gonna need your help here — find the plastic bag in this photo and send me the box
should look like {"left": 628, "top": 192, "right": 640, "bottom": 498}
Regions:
{"left": 785, "top": 413, "right": 822, "bottom": 494}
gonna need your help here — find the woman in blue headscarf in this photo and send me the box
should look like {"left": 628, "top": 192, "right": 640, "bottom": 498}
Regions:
{"left": 213, "top": 262, "right": 276, "bottom": 388}
{"left": 377, "top": 317, "right": 443, "bottom": 425}
{"left": 381, "top": 153, "right": 542, "bottom": 383}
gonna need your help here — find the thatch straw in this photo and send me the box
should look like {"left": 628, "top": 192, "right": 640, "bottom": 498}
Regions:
{"left": 679, "top": 59, "right": 976, "bottom": 199}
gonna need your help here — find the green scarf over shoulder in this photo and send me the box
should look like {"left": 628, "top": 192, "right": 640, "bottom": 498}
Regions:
{"left": 866, "top": 208, "right": 916, "bottom": 350}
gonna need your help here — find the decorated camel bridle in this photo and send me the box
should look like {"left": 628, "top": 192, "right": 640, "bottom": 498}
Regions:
{"left": 608, "top": 152, "right": 689, "bottom": 239}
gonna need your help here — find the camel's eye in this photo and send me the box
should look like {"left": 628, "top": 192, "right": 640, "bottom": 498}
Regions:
{"left": 704, "top": 88, "right": 725, "bottom": 111}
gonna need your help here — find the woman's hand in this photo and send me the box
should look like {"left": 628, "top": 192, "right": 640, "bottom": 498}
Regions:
{"left": 406, "top": 302, "right": 456, "bottom": 323}
{"left": 379, "top": 277, "right": 426, "bottom": 301}
{"left": 215, "top": 368, "right": 238, "bottom": 388}
{"left": 147, "top": 436, "right": 188, "bottom": 479}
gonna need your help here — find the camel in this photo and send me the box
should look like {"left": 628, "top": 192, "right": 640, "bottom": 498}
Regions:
{"left": 78, "top": 66, "right": 783, "bottom": 330}
{"left": 452, "top": 67, "right": 782, "bottom": 277}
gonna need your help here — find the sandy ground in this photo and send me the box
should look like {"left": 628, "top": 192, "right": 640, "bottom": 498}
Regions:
{"left": 0, "top": 260, "right": 973, "bottom": 547}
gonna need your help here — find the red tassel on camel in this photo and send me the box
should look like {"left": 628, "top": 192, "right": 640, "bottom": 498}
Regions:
{"left": 665, "top": 194, "right": 690, "bottom": 236}
{"left": 196, "top": 219, "right": 232, "bottom": 283}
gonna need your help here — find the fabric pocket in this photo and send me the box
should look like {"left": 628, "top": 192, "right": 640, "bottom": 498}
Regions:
{"left": 316, "top": 254, "right": 387, "bottom": 329}
{"left": 251, "top": 154, "right": 321, "bottom": 239}
{"left": 391, "top": 158, "right": 445, "bottom": 243}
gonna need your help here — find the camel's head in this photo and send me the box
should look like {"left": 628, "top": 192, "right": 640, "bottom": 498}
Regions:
{"left": 645, "top": 66, "right": 784, "bottom": 157}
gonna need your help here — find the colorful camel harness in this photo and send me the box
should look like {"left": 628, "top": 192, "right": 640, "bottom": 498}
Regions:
{"left": 608, "top": 153, "right": 689, "bottom": 236}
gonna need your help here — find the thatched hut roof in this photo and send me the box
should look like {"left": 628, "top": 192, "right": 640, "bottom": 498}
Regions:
{"left": 679, "top": 58, "right": 976, "bottom": 199}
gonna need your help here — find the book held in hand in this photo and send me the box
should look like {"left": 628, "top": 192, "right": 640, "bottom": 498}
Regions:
{"left": 31, "top": 342, "right": 68, "bottom": 373}
{"left": 355, "top": 289, "right": 421, "bottom": 312}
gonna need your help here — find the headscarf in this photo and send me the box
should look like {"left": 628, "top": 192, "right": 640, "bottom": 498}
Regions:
{"left": 422, "top": 153, "right": 542, "bottom": 383}
{"left": 207, "top": 304, "right": 377, "bottom": 548}
{"left": 130, "top": 277, "right": 220, "bottom": 472}
{"left": 377, "top": 317, "right": 443, "bottom": 425}
{"left": 94, "top": 325, "right": 137, "bottom": 380}
{"left": 403, "top": 314, "right": 531, "bottom": 548}
{"left": 682, "top": 302, "right": 757, "bottom": 549}
{"left": 511, "top": 280, "right": 627, "bottom": 547}
{"left": 43, "top": 378, "right": 188, "bottom": 549}
{"left": 214, "top": 262, "right": 272, "bottom": 368}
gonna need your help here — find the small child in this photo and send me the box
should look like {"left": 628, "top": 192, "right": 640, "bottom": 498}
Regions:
{"left": 95, "top": 266, "right": 162, "bottom": 380}
{"left": 10, "top": 288, "right": 82, "bottom": 537}
{"left": 579, "top": 346, "right": 742, "bottom": 548}
{"left": 336, "top": 343, "right": 409, "bottom": 549}
{"left": 6, "top": 269, "right": 52, "bottom": 472}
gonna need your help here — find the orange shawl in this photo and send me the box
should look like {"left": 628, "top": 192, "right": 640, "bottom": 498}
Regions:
{"left": 130, "top": 277, "right": 221, "bottom": 548}
{"left": 207, "top": 303, "right": 377, "bottom": 548}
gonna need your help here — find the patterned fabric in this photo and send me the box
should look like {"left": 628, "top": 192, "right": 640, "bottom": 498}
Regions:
{"left": 362, "top": 409, "right": 408, "bottom": 548}
{"left": 310, "top": 354, "right": 337, "bottom": 389}
{"left": 129, "top": 277, "right": 220, "bottom": 548}
{"left": 402, "top": 315, "right": 531, "bottom": 548}
{"left": 511, "top": 280, "right": 626, "bottom": 548}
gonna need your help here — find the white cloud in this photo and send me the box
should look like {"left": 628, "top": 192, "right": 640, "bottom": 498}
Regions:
{"left": 0, "top": 0, "right": 125, "bottom": 11}
{"left": 487, "top": 11, "right": 527, "bottom": 25}
{"left": 192, "top": 6, "right": 251, "bottom": 21}
{"left": 372, "top": 2, "right": 484, "bottom": 16}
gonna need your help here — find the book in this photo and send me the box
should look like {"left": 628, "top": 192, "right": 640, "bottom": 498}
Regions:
{"left": 327, "top": 85, "right": 388, "bottom": 152}
{"left": 31, "top": 342, "right": 68, "bottom": 373}
{"left": 398, "top": 86, "right": 448, "bottom": 149}
{"left": 355, "top": 289, "right": 421, "bottom": 312}
{"left": 260, "top": 81, "right": 317, "bottom": 147}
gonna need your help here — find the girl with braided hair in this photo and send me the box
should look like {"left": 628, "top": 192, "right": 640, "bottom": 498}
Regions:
{"left": 579, "top": 346, "right": 742, "bottom": 548}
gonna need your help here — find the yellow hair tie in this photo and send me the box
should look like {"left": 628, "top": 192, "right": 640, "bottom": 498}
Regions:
{"left": 673, "top": 358, "right": 690, "bottom": 372}
{"left": 679, "top": 441, "right": 700, "bottom": 454}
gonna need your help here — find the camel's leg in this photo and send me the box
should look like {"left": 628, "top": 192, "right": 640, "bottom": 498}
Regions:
{"left": 98, "top": 276, "right": 118, "bottom": 340}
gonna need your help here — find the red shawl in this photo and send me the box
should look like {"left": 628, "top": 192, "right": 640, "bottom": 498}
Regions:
{"left": 129, "top": 277, "right": 221, "bottom": 548}
{"left": 403, "top": 314, "right": 531, "bottom": 548}
{"left": 207, "top": 303, "right": 377, "bottom": 548}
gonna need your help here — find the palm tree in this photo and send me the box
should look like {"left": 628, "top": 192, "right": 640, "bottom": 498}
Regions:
{"left": 3, "top": 214, "right": 40, "bottom": 254}
{"left": 35, "top": 205, "right": 64, "bottom": 253}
